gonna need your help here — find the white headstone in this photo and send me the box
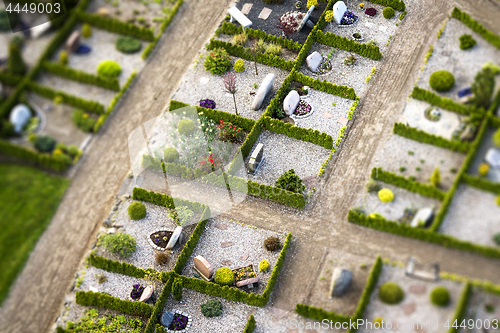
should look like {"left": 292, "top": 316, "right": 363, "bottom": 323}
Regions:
{"left": 411, "top": 207, "right": 434, "bottom": 228}
{"left": 283, "top": 90, "right": 300, "bottom": 116}
{"left": 166, "top": 226, "right": 183, "bottom": 250}
{"left": 332, "top": 1, "right": 347, "bottom": 25}
{"left": 306, "top": 51, "right": 323, "bottom": 72}
{"left": 9, "top": 104, "right": 31, "bottom": 133}
{"left": 251, "top": 73, "right": 275, "bottom": 110}
{"left": 486, "top": 148, "right": 500, "bottom": 169}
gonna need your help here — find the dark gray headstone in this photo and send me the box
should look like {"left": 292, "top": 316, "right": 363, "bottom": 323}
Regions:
{"left": 161, "top": 311, "right": 175, "bottom": 327}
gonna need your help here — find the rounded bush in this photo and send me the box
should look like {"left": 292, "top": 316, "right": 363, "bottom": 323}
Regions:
{"left": 163, "top": 147, "right": 179, "bottom": 163}
{"left": 366, "top": 179, "right": 380, "bottom": 193}
{"left": 429, "top": 70, "right": 455, "bottom": 92}
{"left": 378, "top": 188, "right": 394, "bottom": 203}
{"left": 234, "top": 59, "right": 245, "bottom": 73}
{"left": 307, "top": 0, "right": 318, "bottom": 9}
{"left": 264, "top": 236, "right": 281, "bottom": 251}
{"left": 116, "top": 36, "right": 142, "bottom": 54}
{"left": 128, "top": 202, "right": 146, "bottom": 220}
{"left": 459, "top": 34, "right": 476, "bottom": 50}
{"left": 478, "top": 163, "right": 490, "bottom": 177}
{"left": 97, "top": 60, "right": 122, "bottom": 78}
{"left": 177, "top": 118, "right": 196, "bottom": 136}
{"left": 204, "top": 48, "right": 231, "bottom": 75}
{"left": 378, "top": 282, "right": 404, "bottom": 304}
{"left": 34, "top": 135, "right": 56, "bottom": 153}
{"left": 201, "top": 300, "right": 222, "bottom": 317}
{"left": 325, "top": 10, "right": 333, "bottom": 22}
{"left": 214, "top": 267, "right": 234, "bottom": 286}
{"left": 430, "top": 286, "right": 450, "bottom": 307}
{"left": 383, "top": 7, "right": 395, "bottom": 19}
{"left": 100, "top": 233, "right": 136, "bottom": 258}
{"left": 259, "top": 260, "right": 270, "bottom": 272}
{"left": 82, "top": 23, "right": 92, "bottom": 38}
{"left": 59, "top": 50, "right": 68, "bottom": 65}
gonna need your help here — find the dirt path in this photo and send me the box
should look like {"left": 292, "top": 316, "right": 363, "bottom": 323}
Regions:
{"left": 1, "top": 0, "right": 500, "bottom": 331}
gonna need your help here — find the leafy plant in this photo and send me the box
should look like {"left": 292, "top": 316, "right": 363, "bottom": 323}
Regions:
{"left": 82, "top": 23, "right": 92, "bottom": 38}
{"left": 264, "top": 236, "right": 281, "bottom": 251}
{"left": 383, "top": 7, "right": 395, "bottom": 19}
{"left": 344, "top": 55, "right": 356, "bottom": 66}
{"left": 128, "top": 202, "right": 147, "bottom": 220}
{"left": 72, "top": 109, "right": 96, "bottom": 132}
{"left": 307, "top": 0, "right": 318, "bottom": 9}
{"left": 459, "top": 34, "right": 476, "bottom": 50}
{"left": 201, "top": 300, "right": 222, "bottom": 317}
{"left": 155, "top": 251, "right": 169, "bottom": 265}
{"left": 223, "top": 71, "right": 238, "bottom": 115}
{"left": 366, "top": 179, "right": 381, "bottom": 192}
{"left": 494, "top": 233, "right": 500, "bottom": 246}
{"left": 214, "top": 267, "right": 234, "bottom": 286}
{"left": 172, "top": 277, "right": 183, "bottom": 301}
{"left": 259, "top": 260, "right": 270, "bottom": 272}
{"left": 233, "top": 33, "right": 247, "bottom": 46}
{"left": 218, "top": 120, "right": 243, "bottom": 142}
{"left": 378, "top": 188, "right": 394, "bottom": 203}
{"left": 130, "top": 283, "right": 145, "bottom": 300}
{"left": 264, "top": 43, "right": 282, "bottom": 56}
{"left": 7, "top": 42, "right": 27, "bottom": 75}
{"left": 177, "top": 118, "right": 196, "bottom": 136}
{"left": 34, "top": 135, "right": 56, "bottom": 153}
{"left": 275, "top": 169, "right": 305, "bottom": 193}
{"left": 204, "top": 48, "right": 231, "bottom": 75}
{"left": 430, "top": 286, "right": 450, "bottom": 307}
{"left": 478, "top": 163, "right": 490, "bottom": 177}
{"left": 494, "top": 129, "right": 500, "bottom": 147}
{"left": 429, "top": 70, "right": 455, "bottom": 92}
{"left": 234, "top": 59, "right": 245, "bottom": 72}
{"left": 430, "top": 167, "right": 441, "bottom": 187}
{"left": 168, "top": 206, "right": 194, "bottom": 226}
{"left": 325, "top": 10, "right": 333, "bottom": 22}
{"left": 99, "top": 233, "right": 137, "bottom": 258}
{"left": 95, "top": 273, "right": 107, "bottom": 284}
{"left": 59, "top": 50, "right": 69, "bottom": 65}
{"left": 470, "top": 67, "right": 495, "bottom": 109}
{"left": 116, "top": 36, "right": 142, "bottom": 54}
{"left": 378, "top": 282, "right": 404, "bottom": 304}
{"left": 97, "top": 60, "right": 122, "bottom": 78}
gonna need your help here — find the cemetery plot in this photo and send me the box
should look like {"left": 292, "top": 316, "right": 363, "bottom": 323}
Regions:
{"left": 462, "top": 287, "right": 500, "bottom": 333}
{"left": 244, "top": 130, "right": 330, "bottom": 188}
{"left": 173, "top": 54, "right": 290, "bottom": 121}
{"left": 468, "top": 127, "right": 500, "bottom": 183}
{"left": 440, "top": 185, "right": 500, "bottom": 248}
{"left": 0, "top": 27, "right": 56, "bottom": 68}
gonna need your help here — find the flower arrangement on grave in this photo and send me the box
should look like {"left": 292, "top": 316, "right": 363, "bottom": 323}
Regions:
{"left": 294, "top": 100, "right": 312, "bottom": 116}
{"left": 359, "top": 3, "right": 365, "bottom": 8}
{"left": 340, "top": 11, "right": 358, "bottom": 25}
{"left": 277, "top": 12, "right": 303, "bottom": 37}
{"left": 295, "top": 1, "right": 301, "bottom": 9}
{"left": 218, "top": 120, "right": 243, "bottom": 143}
{"left": 233, "top": 265, "right": 257, "bottom": 283}
{"left": 168, "top": 313, "right": 188, "bottom": 331}
{"left": 199, "top": 99, "right": 216, "bottom": 109}
{"left": 365, "top": 8, "right": 377, "bottom": 16}
{"left": 130, "top": 284, "right": 145, "bottom": 300}
{"left": 344, "top": 55, "right": 356, "bottom": 66}
{"left": 200, "top": 153, "right": 224, "bottom": 173}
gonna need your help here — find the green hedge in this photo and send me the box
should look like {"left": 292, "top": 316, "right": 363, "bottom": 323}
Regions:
{"left": 42, "top": 61, "right": 120, "bottom": 91}
{"left": 371, "top": 167, "right": 446, "bottom": 200}
{"left": 87, "top": 252, "right": 153, "bottom": 278}
{"left": 219, "top": 22, "right": 302, "bottom": 51}
{"left": 206, "top": 39, "right": 295, "bottom": 71}
{"left": 132, "top": 187, "right": 208, "bottom": 212}
{"left": 262, "top": 116, "right": 333, "bottom": 149}
{"left": 368, "top": 0, "right": 405, "bottom": 11}
{"left": 243, "top": 314, "right": 256, "bottom": 333}
{"left": 248, "top": 180, "right": 306, "bottom": 209}
{"left": 348, "top": 210, "right": 500, "bottom": 259}
{"left": 0, "top": 71, "right": 22, "bottom": 86}
{"left": 448, "top": 283, "right": 472, "bottom": 333}
{"left": 295, "top": 304, "right": 351, "bottom": 323}
{"left": 27, "top": 82, "right": 105, "bottom": 114}
{"left": 393, "top": 123, "right": 470, "bottom": 153}
{"left": 76, "top": 11, "right": 154, "bottom": 41}
{"left": 75, "top": 291, "right": 153, "bottom": 318}
{"left": 462, "top": 173, "right": 500, "bottom": 194}
{"left": 0, "top": 139, "right": 70, "bottom": 172}
{"left": 292, "top": 71, "right": 357, "bottom": 100}
{"left": 411, "top": 86, "right": 481, "bottom": 115}
{"left": 315, "top": 30, "right": 383, "bottom": 60}
{"left": 144, "top": 275, "right": 174, "bottom": 333}
{"left": 451, "top": 8, "right": 500, "bottom": 50}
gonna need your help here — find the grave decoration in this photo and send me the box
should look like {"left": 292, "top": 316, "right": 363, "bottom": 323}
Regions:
{"left": 193, "top": 255, "right": 214, "bottom": 281}
{"left": 199, "top": 99, "right": 216, "bottom": 109}
{"left": 424, "top": 106, "right": 441, "bottom": 122}
{"left": 251, "top": 73, "right": 275, "bottom": 110}
{"left": 341, "top": 11, "right": 358, "bottom": 25}
{"left": 332, "top": 1, "right": 347, "bottom": 25}
{"left": 130, "top": 284, "right": 145, "bottom": 300}
{"left": 297, "top": 5, "right": 316, "bottom": 32}
{"left": 294, "top": 100, "right": 313, "bottom": 118}
{"left": 66, "top": 31, "right": 81, "bottom": 53}
{"left": 160, "top": 310, "right": 193, "bottom": 331}
{"left": 410, "top": 207, "right": 434, "bottom": 228}
{"left": 139, "top": 285, "right": 154, "bottom": 302}
{"left": 248, "top": 143, "right": 264, "bottom": 174}
{"left": 166, "top": 226, "right": 183, "bottom": 250}
{"left": 232, "top": 264, "right": 259, "bottom": 288}
{"left": 365, "top": 8, "right": 377, "bottom": 17}
{"left": 486, "top": 148, "right": 500, "bottom": 169}
{"left": 9, "top": 104, "right": 31, "bottom": 134}
{"left": 148, "top": 229, "right": 173, "bottom": 251}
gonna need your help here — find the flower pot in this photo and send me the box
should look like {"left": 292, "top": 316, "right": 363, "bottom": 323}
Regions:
{"left": 352, "top": 33, "right": 364, "bottom": 41}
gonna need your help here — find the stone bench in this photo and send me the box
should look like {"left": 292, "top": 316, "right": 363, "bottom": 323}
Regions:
{"left": 405, "top": 257, "right": 439, "bottom": 281}
{"left": 228, "top": 7, "right": 252, "bottom": 28}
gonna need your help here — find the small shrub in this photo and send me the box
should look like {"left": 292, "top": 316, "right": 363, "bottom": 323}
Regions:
{"left": 99, "top": 233, "right": 136, "bottom": 258}
{"left": 366, "top": 179, "right": 381, "bottom": 193}
{"left": 307, "top": 0, "right": 318, "bottom": 9}
{"left": 325, "top": 10, "right": 333, "bottom": 22}
{"left": 116, "top": 36, "right": 142, "bottom": 54}
{"left": 72, "top": 109, "right": 96, "bottom": 132}
{"left": 275, "top": 169, "right": 305, "bottom": 193}
{"left": 369, "top": 212, "right": 384, "bottom": 219}
{"left": 233, "top": 33, "right": 247, "bottom": 46}
{"left": 97, "top": 60, "right": 122, "bottom": 78}
{"left": 259, "top": 260, "right": 270, "bottom": 272}
{"left": 430, "top": 286, "right": 450, "bottom": 307}
{"left": 493, "top": 129, "right": 500, "bottom": 147}
{"left": 430, "top": 167, "right": 441, "bottom": 187}
{"left": 378, "top": 188, "right": 394, "bottom": 203}
{"left": 172, "top": 277, "right": 183, "bottom": 301}
{"left": 344, "top": 55, "right": 356, "bottom": 66}
{"left": 365, "top": 8, "right": 377, "bottom": 16}
{"left": 177, "top": 118, "right": 196, "bottom": 136}
{"left": 234, "top": 59, "right": 245, "bottom": 72}
{"left": 493, "top": 233, "right": 500, "bottom": 246}
{"left": 383, "top": 7, "right": 395, "bottom": 19}
{"left": 379, "top": 282, "right": 404, "bottom": 304}
{"left": 485, "top": 304, "right": 495, "bottom": 313}
{"left": 264, "top": 43, "right": 282, "bottom": 56}
{"left": 163, "top": 147, "right": 179, "bottom": 162}
{"left": 214, "top": 267, "right": 234, "bottom": 286}
{"left": 82, "top": 23, "right": 92, "bottom": 38}
{"left": 478, "top": 163, "right": 490, "bottom": 177}
{"left": 429, "top": 70, "right": 455, "bottom": 92}
{"left": 128, "top": 202, "right": 147, "bottom": 220}
{"left": 95, "top": 273, "right": 107, "bottom": 284}
{"left": 34, "top": 135, "right": 56, "bottom": 153}
{"left": 204, "top": 48, "right": 231, "bottom": 75}
{"left": 155, "top": 251, "right": 169, "bottom": 265}
{"left": 459, "top": 34, "right": 476, "bottom": 50}
{"left": 59, "top": 50, "right": 69, "bottom": 65}
{"left": 201, "top": 300, "right": 222, "bottom": 317}
{"left": 7, "top": 42, "right": 27, "bottom": 75}
{"left": 264, "top": 236, "right": 281, "bottom": 251}
{"left": 496, "top": 196, "right": 500, "bottom": 207}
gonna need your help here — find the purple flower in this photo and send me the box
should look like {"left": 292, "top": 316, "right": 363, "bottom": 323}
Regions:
{"left": 200, "top": 99, "right": 216, "bottom": 109}
{"left": 341, "top": 11, "right": 358, "bottom": 25}
{"left": 130, "top": 284, "right": 145, "bottom": 300}
{"left": 294, "top": 100, "right": 312, "bottom": 116}
{"left": 168, "top": 313, "right": 189, "bottom": 330}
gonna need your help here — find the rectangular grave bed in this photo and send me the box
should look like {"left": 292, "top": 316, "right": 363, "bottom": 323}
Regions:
{"left": 232, "top": 264, "right": 259, "bottom": 288}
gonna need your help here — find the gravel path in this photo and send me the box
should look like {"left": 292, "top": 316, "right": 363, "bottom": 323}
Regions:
{"left": 440, "top": 185, "right": 500, "bottom": 248}
{"left": 462, "top": 287, "right": 500, "bottom": 333}
{"left": 244, "top": 130, "right": 330, "bottom": 186}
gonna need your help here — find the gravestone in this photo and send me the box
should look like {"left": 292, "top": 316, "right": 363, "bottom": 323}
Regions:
{"left": 410, "top": 207, "right": 434, "bottom": 227}
{"left": 332, "top": 1, "right": 347, "bottom": 25}
{"left": 161, "top": 311, "right": 175, "bottom": 327}
{"left": 306, "top": 51, "right": 323, "bottom": 72}
{"left": 66, "top": 31, "right": 81, "bottom": 53}
{"left": 139, "top": 285, "right": 154, "bottom": 302}
{"left": 9, "top": 104, "right": 31, "bottom": 134}
{"left": 193, "top": 255, "right": 214, "bottom": 280}
{"left": 283, "top": 90, "right": 300, "bottom": 116}
{"left": 166, "top": 226, "right": 183, "bottom": 250}
{"left": 486, "top": 148, "right": 500, "bottom": 169}
{"left": 297, "top": 5, "right": 315, "bottom": 32}
{"left": 248, "top": 143, "right": 264, "bottom": 174}
{"left": 329, "top": 268, "right": 352, "bottom": 297}
{"left": 251, "top": 73, "right": 275, "bottom": 110}
{"left": 236, "top": 276, "right": 259, "bottom": 287}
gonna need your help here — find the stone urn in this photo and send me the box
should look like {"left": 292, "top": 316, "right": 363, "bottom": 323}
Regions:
{"left": 352, "top": 32, "right": 364, "bottom": 42}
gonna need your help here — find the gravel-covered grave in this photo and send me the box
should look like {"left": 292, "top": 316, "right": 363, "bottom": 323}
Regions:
{"left": 359, "top": 264, "right": 464, "bottom": 333}
{"left": 440, "top": 185, "right": 500, "bottom": 248}
{"left": 416, "top": 18, "right": 500, "bottom": 102}
{"left": 356, "top": 182, "right": 441, "bottom": 223}
{"left": 371, "top": 134, "right": 465, "bottom": 191}
{"left": 468, "top": 128, "right": 500, "bottom": 183}
{"left": 0, "top": 29, "right": 56, "bottom": 67}
{"left": 243, "top": 130, "right": 330, "bottom": 187}
{"left": 95, "top": 199, "right": 202, "bottom": 271}
{"left": 462, "top": 287, "right": 500, "bottom": 333}
{"left": 172, "top": 54, "right": 290, "bottom": 121}
{"left": 181, "top": 217, "right": 285, "bottom": 295}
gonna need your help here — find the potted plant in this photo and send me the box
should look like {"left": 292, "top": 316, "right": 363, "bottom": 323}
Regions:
{"left": 295, "top": 1, "right": 301, "bottom": 9}
{"left": 352, "top": 32, "right": 363, "bottom": 41}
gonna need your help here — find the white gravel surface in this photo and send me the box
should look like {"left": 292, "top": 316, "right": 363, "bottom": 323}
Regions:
{"left": 462, "top": 287, "right": 500, "bottom": 333}
{"left": 244, "top": 130, "right": 331, "bottom": 186}
{"left": 440, "top": 185, "right": 500, "bottom": 248}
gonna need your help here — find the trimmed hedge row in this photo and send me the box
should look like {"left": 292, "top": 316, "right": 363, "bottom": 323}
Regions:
{"left": 76, "top": 11, "right": 154, "bottom": 41}
{"left": 243, "top": 314, "right": 256, "bottom": 333}
{"left": 411, "top": 86, "right": 481, "bottom": 115}
{"left": 451, "top": 8, "right": 500, "bottom": 50}
{"left": 27, "top": 81, "right": 105, "bottom": 114}
{"left": 144, "top": 275, "right": 174, "bottom": 333}
{"left": 292, "top": 71, "right": 357, "bottom": 100}
{"left": 368, "top": 0, "right": 405, "bottom": 11}
{"left": 75, "top": 291, "right": 153, "bottom": 318}
{"left": 206, "top": 39, "right": 295, "bottom": 71}
{"left": 0, "top": 71, "right": 22, "bottom": 86}
{"left": 262, "top": 116, "right": 334, "bottom": 149}
{"left": 295, "top": 304, "right": 350, "bottom": 323}
{"left": 0, "top": 139, "right": 70, "bottom": 172}
{"left": 219, "top": 22, "right": 302, "bottom": 51}
{"left": 87, "top": 252, "right": 150, "bottom": 278}
{"left": 393, "top": 123, "right": 470, "bottom": 153}
{"left": 42, "top": 61, "right": 120, "bottom": 91}
{"left": 371, "top": 167, "right": 446, "bottom": 200}
{"left": 248, "top": 180, "right": 306, "bottom": 209}
{"left": 315, "top": 30, "right": 383, "bottom": 60}
{"left": 348, "top": 210, "right": 500, "bottom": 259}
{"left": 462, "top": 173, "right": 500, "bottom": 194}
{"left": 448, "top": 283, "right": 472, "bottom": 333}
{"left": 132, "top": 187, "right": 208, "bottom": 213}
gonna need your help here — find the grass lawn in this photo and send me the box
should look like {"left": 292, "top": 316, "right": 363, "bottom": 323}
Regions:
{"left": 0, "top": 163, "right": 69, "bottom": 305}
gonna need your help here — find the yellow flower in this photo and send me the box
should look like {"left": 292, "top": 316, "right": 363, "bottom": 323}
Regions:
{"left": 359, "top": 2, "right": 365, "bottom": 8}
